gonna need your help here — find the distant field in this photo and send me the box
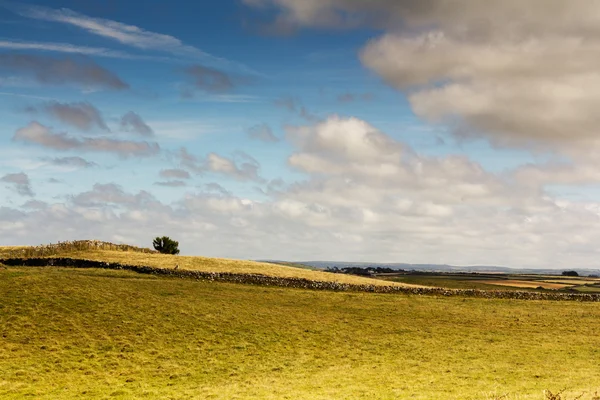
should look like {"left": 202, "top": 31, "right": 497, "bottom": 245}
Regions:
{"left": 481, "top": 280, "right": 570, "bottom": 289}
{"left": 381, "top": 273, "right": 600, "bottom": 293}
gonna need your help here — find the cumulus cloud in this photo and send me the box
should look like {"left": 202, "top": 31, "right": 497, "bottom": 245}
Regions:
{"left": 287, "top": 115, "right": 404, "bottom": 165}
{"left": 247, "top": 0, "right": 600, "bottom": 158}
{"left": 173, "top": 148, "right": 263, "bottom": 182}
{"left": 0, "top": 54, "right": 128, "bottom": 90}
{"left": 119, "top": 112, "right": 154, "bottom": 136}
{"left": 13, "top": 122, "right": 159, "bottom": 158}
{"left": 1, "top": 172, "right": 33, "bottom": 197}
{"left": 247, "top": 123, "right": 279, "bottom": 142}
{"left": 243, "top": 0, "right": 599, "bottom": 34}
{"left": 205, "top": 152, "right": 262, "bottom": 182}
{"left": 361, "top": 33, "right": 600, "bottom": 153}
{"left": 2, "top": 116, "right": 600, "bottom": 268}
{"left": 282, "top": 116, "right": 529, "bottom": 213}
{"left": 30, "top": 101, "right": 109, "bottom": 132}
{"left": 0, "top": 163, "right": 597, "bottom": 268}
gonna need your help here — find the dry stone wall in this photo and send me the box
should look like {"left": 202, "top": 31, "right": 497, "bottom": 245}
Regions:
{"left": 3, "top": 257, "right": 600, "bottom": 302}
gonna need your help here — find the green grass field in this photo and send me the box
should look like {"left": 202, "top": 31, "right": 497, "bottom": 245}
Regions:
{"left": 2, "top": 266, "right": 600, "bottom": 399}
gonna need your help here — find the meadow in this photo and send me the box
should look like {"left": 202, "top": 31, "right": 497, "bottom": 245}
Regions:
{"left": 2, "top": 264, "right": 600, "bottom": 399}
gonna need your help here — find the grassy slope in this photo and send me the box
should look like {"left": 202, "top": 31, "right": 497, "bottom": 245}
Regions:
{"left": 23, "top": 249, "right": 414, "bottom": 287}
{"left": 2, "top": 267, "right": 600, "bottom": 400}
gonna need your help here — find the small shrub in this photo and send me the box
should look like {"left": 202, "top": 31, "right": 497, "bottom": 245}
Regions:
{"left": 544, "top": 389, "right": 585, "bottom": 400}
{"left": 152, "top": 236, "right": 180, "bottom": 255}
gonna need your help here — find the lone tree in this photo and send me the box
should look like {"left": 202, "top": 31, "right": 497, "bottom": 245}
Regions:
{"left": 562, "top": 270, "right": 579, "bottom": 277}
{"left": 153, "top": 236, "right": 180, "bottom": 255}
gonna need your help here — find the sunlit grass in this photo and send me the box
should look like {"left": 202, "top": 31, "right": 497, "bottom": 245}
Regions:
{"left": 35, "top": 249, "right": 416, "bottom": 287}
{"left": 1, "top": 267, "right": 599, "bottom": 399}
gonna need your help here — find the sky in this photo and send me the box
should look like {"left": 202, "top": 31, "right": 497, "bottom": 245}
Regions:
{"left": 2, "top": 0, "right": 600, "bottom": 268}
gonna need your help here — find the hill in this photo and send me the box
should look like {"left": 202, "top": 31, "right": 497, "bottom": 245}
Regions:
{"left": 0, "top": 242, "right": 414, "bottom": 288}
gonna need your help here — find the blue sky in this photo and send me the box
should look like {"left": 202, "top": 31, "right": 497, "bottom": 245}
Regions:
{"left": 1, "top": 0, "right": 600, "bottom": 268}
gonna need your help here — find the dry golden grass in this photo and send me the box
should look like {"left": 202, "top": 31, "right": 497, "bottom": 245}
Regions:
{"left": 542, "top": 279, "right": 600, "bottom": 285}
{"left": 0, "top": 246, "right": 27, "bottom": 254}
{"left": 32, "top": 249, "right": 418, "bottom": 288}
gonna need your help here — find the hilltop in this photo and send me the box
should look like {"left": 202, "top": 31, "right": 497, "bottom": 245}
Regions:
{"left": 0, "top": 241, "right": 414, "bottom": 288}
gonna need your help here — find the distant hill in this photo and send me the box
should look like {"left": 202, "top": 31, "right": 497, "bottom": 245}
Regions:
{"left": 284, "top": 260, "right": 600, "bottom": 277}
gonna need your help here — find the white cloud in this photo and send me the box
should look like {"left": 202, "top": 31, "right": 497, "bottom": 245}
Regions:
{"left": 172, "top": 148, "right": 263, "bottom": 182}
{"left": 8, "top": 3, "right": 255, "bottom": 73}
{"left": 5, "top": 116, "right": 598, "bottom": 268}
{"left": 247, "top": 0, "right": 600, "bottom": 159}
{"left": 0, "top": 40, "right": 161, "bottom": 60}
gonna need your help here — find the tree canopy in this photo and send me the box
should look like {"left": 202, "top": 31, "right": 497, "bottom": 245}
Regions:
{"left": 153, "top": 236, "right": 180, "bottom": 255}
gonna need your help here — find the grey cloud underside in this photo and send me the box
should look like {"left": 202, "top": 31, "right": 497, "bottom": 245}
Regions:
{"left": 243, "top": 0, "right": 600, "bottom": 34}
{"left": 159, "top": 169, "right": 191, "bottom": 180}
{"left": 204, "top": 182, "right": 231, "bottom": 196}
{"left": 13, "top": 122, "right": 159, "bottom": 157}
{"left": 154, "top": 180, "right": 187, "bottom": 187}
{"left": 45, "top": 156, "right": 97, "bottom": 169}
{"left": 71, "top": 183, "right": 156, "bottom": 208}
{"left": 248, "top": 123, "right": 279, "bottom": 142}
{"left": 119, "top": 112, "right": 154, "bottom": 136}
{"left": 0, "top": 54, "right": 128, "bottom": 90}
{"left": 33, "top": 101, "right": 110, "bottom": 132}
{"left": 1, "top": 172, "right": 33, "bottom": 197}
{"left": 274, "top": 96, "right": 319, "bottom": 122}
{"left": 181, "top": 65, "right": 250, "bottom": 96}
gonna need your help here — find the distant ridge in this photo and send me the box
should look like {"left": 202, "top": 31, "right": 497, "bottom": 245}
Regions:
{"left": 266, "top": 260, "right": 600, "bottom": 277}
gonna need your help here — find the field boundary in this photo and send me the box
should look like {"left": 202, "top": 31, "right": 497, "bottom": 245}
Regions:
{"left": 3, "top": 257, "right": 600, "bottom": 302}
{"left": 1, "top": 240, "right": 156, "bottom": 258}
